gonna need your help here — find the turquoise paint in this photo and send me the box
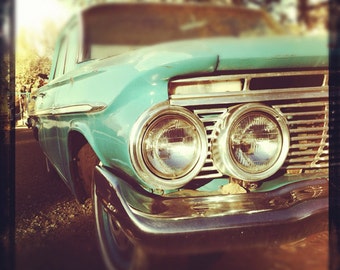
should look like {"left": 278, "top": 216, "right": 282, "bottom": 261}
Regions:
{"left": 35, "top": 15, "right": 328, "bottom": 195}
{"left": 215, "top": 35, "right": 328, "bottom": 70}
{"left": 197, "top": 178, "right": 230, "bottom": 192}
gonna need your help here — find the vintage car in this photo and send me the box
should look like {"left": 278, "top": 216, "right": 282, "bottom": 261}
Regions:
{"left": 27, "top": 2, "right": 329, "bottom": 270}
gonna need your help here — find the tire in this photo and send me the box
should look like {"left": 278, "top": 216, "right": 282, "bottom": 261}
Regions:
{"left": 93, "top": 182, "right": 149, "bottom": 270}
{"left": 76, "top": 143, "right": 99, "bottom": 197}
{"left": 78, "top": 143, "right": 148, "bottom": 269}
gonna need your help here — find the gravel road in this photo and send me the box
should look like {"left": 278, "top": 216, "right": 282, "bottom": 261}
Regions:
{"left": 15, "top": 128, "right": 104, "bottom": 270}
{"left": 15, "top": 127, "right": 329, "bottom": 270}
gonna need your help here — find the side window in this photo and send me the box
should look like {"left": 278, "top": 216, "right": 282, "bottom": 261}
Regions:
{"left": 54, "top": 36, "right": 68, "bottom": 78}
{"left": 53, "top": 23, "right": 79, "bottom": 79}
{"left": 64, "top": 25, "right": 79, "bottom": 73}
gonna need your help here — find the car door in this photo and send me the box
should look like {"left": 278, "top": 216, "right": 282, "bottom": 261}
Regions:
{"left": 52, "top": 22, "right": 81, "bottom": 182}
{"left": 38, "top": 33, "right": 70, "bottom": 176}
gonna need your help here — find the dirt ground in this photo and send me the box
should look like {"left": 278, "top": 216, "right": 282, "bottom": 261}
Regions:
{"left": 15, "top": 127, "right": 104, "bottom": 270}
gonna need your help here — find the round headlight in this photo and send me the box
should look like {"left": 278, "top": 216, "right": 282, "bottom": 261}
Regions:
{"left": 130, "top": 104, "right": 207, "bottom": 190}
{"left": 213, "top": 104, "right": 289, "bottom": 181}
{"left": 143, "top": 115, "right": 201, "bottom": 178}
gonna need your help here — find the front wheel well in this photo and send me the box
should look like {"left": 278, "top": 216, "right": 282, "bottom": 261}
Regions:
{"left": 68, "top": 131, "right": 99, "bottom": 203}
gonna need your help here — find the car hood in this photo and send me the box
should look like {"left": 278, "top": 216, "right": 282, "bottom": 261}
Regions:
{"left": 44, "top": 34, "right": 328, "bottom": 173}
{"left": 49, "top": 34, "right": 328, "bottom": 124}
{"left": 86, "top": 34, "right": 328, "bottom": 76}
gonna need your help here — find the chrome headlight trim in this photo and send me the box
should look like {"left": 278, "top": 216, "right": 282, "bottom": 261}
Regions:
{"left": 212, "top": 103, "right": 290, "bottom": 181}
{"left": 130, "top": 102, "right": 208, "bottom": 190}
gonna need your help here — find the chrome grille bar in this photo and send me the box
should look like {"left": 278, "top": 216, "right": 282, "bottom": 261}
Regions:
{"left": 170, "top": 88, "right": 328, "bottom": 107}
{"left": 275, "top": 100, "right": 329, "bottom": 170}
{"left": 169, "top": 70, "right": 329, "bottom": 181}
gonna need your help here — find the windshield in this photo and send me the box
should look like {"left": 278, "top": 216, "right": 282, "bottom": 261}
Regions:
{"left": 83, "top": 3, "right": 280, "bottom": 60}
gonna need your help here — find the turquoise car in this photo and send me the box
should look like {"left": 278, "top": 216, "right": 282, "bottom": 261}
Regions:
{"left": 27, "top": 3, "right": 329, "bottom": 270}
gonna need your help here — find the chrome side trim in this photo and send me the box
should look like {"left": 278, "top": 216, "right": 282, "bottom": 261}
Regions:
{"left": 35, "top": 103, "right": 107, "bottom": 116}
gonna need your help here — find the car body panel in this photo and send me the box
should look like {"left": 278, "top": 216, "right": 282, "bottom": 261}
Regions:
{"left": 27, "top": 3, "right": 329, "bottom": 262}
{"left": 41, "top": 35, "right": 327, "bottom": 188}
{"left": 32, "top": 37, "right": 329, "bottom": 195}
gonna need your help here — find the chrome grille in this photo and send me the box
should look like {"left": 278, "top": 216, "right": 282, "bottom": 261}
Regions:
{"left": 274, "top": 101, "right": 329, "bottom": 170}
{"left": 169, "top": 69, "right": 329, "bottom": 180}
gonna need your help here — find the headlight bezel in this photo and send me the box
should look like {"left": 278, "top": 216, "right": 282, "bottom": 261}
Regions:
{"left": 212, "top": 103, "right": 290, "bottom": 181}
{"left": 130, "top": 102, "right": 208, "bottom": 191}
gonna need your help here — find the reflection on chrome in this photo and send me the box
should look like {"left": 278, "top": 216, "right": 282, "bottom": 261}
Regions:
{"left": 212, "top": 103, "right": 290, "bottom": 181}
{"left": 132, "top": 179, "right": 328, "bottom": 218}
{"left": 144, "top": 119, "right": 200, "bottom": 178}
{"left": 230, "top": 112, "right": 282, "bottom": 172}
{"left": 130, "top": 102, "right": 208, "bottom": 191}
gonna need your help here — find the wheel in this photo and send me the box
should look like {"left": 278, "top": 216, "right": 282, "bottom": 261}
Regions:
{"left": 78, "top": 143, "right": 148, "bottom": 269}
{"left": 76, "top": 143, "right": 99, "bottom": 197}
{"left": 93, "top": 182, "right": 147, "bottom": 270}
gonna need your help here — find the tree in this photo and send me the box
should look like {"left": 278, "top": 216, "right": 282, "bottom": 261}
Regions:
{"left": 59, "top": 0, "right": 107, "bottom": 8}
{"left": 15, "top": 22, "right": 58, "bottom": 95}
{"left": 15, "top": 25, "right": 55, "bottom": 123}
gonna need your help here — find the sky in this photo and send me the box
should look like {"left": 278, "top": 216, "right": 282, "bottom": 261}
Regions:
{"left": 16, "top": 0, "right": 73, "bottom": 34}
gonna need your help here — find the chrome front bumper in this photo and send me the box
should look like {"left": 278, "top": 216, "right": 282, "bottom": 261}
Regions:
{"left": 94, "top": 165, "right": 328, "bottom": 254}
